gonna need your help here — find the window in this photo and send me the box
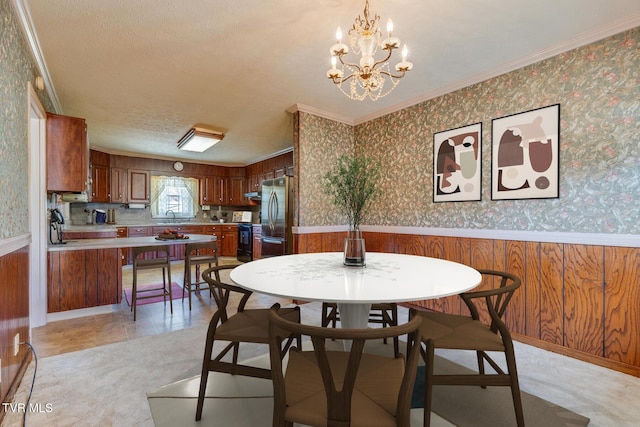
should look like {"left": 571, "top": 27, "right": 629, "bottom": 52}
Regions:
{"left": 150, "top": 176, "right": 199, "bottom": 218}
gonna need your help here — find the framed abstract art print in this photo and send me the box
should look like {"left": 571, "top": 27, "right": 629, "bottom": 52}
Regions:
{"left": 491, "top": 104, "right": 560, "bottom": 200}
{"left": 433, "top": 122, "right": 482, "bottom": 202}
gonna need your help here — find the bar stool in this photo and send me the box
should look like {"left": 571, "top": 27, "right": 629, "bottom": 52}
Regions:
{"left": 131, "top": 245, "right": 172, "bottom": 321}
{"left": 183, "top": 241, "right": 219, "bottom": 310}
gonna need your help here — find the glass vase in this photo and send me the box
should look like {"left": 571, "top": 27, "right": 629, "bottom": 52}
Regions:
{"left": 343, "top": 229, "right": 366, "bottom": 267}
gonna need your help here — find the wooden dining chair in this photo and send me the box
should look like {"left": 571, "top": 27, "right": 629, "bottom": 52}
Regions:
{"left": 195, "top": 265, "right": 301, "bottom": 421}
{"left": 269, "top": 303, "right": 422, "bottom": 427}
{"left": 321, "top": 302, "right": 400, "bottom": 356}
{"left": 410, "top": 269, "right": 524, "bottom": 427}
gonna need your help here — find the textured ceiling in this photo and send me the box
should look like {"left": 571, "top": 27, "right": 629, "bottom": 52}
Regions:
{"left": 23, "top": 0, "right": 640, "bottom": 166}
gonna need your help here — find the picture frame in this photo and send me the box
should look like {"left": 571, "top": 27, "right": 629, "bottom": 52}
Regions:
{"left": 433, "top": 122, "right": 482, "bottom": 202}
{"left": 491, "top": 104, "right": 560, "bottom": 200}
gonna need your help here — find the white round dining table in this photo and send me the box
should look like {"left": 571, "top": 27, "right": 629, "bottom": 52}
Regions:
{"left": 230, "top": 252, "right": 481, "bottom": 330}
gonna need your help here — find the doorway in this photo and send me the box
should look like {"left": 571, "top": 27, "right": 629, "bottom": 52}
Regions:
{"left": 28, "top": 82, "right": 47, "bottom": 328}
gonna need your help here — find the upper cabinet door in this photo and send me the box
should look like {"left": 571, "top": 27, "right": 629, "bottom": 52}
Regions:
{"left": 128, "top": 169, "right": 150, "bottom": 203}
{"left": 46, "top": 112, "right": 87, "bottom": 192}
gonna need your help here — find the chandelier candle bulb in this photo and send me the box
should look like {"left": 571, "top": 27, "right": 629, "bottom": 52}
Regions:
{"left": 387, "top": 18, "right": 393, "bottom": 36}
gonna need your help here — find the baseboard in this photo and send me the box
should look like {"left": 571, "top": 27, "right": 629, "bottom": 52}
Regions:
{"left": 0, "top": 350, "right": 33, "bottom": 424}
{"left": 513, "top": 333, "right": 640, "bottom": 378}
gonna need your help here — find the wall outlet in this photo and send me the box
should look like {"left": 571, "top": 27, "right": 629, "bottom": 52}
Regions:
{"left": 14, "top": 333, "right": 20, "bottom": 356}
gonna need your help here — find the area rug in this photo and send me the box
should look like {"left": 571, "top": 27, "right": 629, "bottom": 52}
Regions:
{"left": 147, "top": 340, "right": 590, "bottom": 427}
{"left": 123, "top": 282, "right": 184, "bottom": 306}
{"left": 411, "top": 364, "right": 590, "bottom": 426}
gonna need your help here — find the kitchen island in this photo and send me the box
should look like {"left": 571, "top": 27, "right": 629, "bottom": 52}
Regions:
{"left": 47, "top": 234, "right": 216, "bottom": 314}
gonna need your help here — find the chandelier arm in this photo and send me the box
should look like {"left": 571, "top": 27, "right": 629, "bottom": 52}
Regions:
{"left": 330, "top": 73, "right": 358, "bottom": 85}
{"left": 337, "top": 55, "right": 363, "bottom": 73}
{"left": 378, "top": 69, "right": 407, "bottom": 80}
{"left": 370, "top": 48, "right": 394, "bottom": 70}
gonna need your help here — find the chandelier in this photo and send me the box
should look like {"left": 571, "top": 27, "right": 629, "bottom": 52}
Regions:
{"left": 326, "top": 0, "right": 413, "bottom": 101}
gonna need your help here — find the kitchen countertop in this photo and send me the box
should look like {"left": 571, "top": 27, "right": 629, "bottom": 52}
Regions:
{"left": 48, "top": 234, "right": 217, "bottom": 252}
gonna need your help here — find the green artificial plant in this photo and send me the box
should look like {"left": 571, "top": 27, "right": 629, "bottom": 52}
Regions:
{"left": 323, "top": 154, "right": 381, "bottom": 231}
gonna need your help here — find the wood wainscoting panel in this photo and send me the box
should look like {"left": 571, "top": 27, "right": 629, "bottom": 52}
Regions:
{"left": 291, "top": 228, "right": 640, "bottom": 374}
{"left": 442, "top": 237, "right": 467, "bottom": 315}
{"left": 394, "top": 234, "right": 427, "bottom": 256}
{"left": 540, "top": 242, "right": 564, "bottom": 346}
{"left": 0, "top": 245, "right": 30, "bottom": 408}
{"left": 296, "top": 233, "right": 323, "bottom": 254}
{"left": 322, "top": 231, "right": 346, "bottom": 252}
{"left": 604, "top": 246, "right": 640, "bottom": 366}
{"left": 361, "top": 231, "right": 395, "bottom": 253}
{"left": 563, "top": 244, "right": 604, "bottom": 356}
{"left": 422, "top": 236, "right": 445, "bottom": 311}
{"left": 504, "top": 240, "right": 526, "bottom": 336}
{"left": 524, "top": 242, "right": 542, "bottom": 338}
{"left": 469, "top": 238, "right": 495, "bottom": 324}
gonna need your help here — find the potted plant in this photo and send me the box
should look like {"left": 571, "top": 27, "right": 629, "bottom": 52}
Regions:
{"left": 323, "top": 154, "right": 381, "bottom": 266}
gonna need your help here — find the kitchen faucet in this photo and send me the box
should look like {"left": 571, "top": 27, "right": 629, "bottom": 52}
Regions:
{"left": 166, "top": 210, "right": 176, "bottom": 222}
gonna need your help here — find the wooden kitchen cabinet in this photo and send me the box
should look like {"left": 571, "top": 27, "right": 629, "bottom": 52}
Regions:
{"left": 46, "top": 112, "right": 88, "bottom": 193}
{"left": 221, "top": 225, "right": 238, "bottom": 257}
{"left": 203, "top": 224, "right": 237, "bottom": 257}
{"left": 200, "top": 176, "right": 221, "bottom": 205}
{"left": 247, "top": 174, "right": 261, "bottom": 193}
{"left": 252, "top": 225, "right": 262, "bottom": 260}
{"left": 223, "top": 177, "right": 246, "bottom": 205}
{"left": 110, "top": 167, "right": 127, "bottom": 203}
{"left": 128, "top": 169, "right": 150, "bottom": 203}
{"left": 48, "top": 248, "right": 121, "bottom": 312}
{"left": 116, "top": 227, "right": 128, "bottom": 266}
{"left": 90, "top": 164, "right": 111, "bottom": 202}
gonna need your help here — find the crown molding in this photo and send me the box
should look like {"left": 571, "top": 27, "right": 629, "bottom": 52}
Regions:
{"left": 353, "top": 14, "right": 640, "bottom": 125}
{"left": 287, "top": 104, "right": 355, "bottom": 126}
{"left": 11, "top": 0, "right": 62, "bottom": 113}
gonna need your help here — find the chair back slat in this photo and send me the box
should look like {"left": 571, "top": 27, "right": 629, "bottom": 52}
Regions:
{"left": 202, "top": 265, "right": 244, "bottom": 323}
{"left": 268, "top": 304, "right": 421, "bottom": 426}
{"left": 460, "top": 269, "right": 521, "bottom": 333}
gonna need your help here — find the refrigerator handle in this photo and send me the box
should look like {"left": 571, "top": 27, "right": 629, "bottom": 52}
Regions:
{"left": 268, "top": 189, "right": 276, "bottom": 232}
{"left": 262, "top": 237, "right": 283, "bottom": 244}
{"left": 269, "top": 189, "right": 278, "bottom": 232}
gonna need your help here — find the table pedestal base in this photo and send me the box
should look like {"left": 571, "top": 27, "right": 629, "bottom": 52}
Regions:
{"left": 337, "top": 303, "right": 371, "bottom": 350}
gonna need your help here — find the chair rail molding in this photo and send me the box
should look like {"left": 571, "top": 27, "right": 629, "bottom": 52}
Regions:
{"left": 293, "top": 225, "right": 640, "bottom": 248}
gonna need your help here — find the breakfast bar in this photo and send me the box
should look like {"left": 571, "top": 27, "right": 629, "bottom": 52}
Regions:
{"left": 47, "top": 234, "right": 216, "bottom": 314}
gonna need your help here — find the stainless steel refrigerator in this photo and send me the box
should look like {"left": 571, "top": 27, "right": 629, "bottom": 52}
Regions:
{"left": 261, "top": 176, "right": 293, "bottom": 257}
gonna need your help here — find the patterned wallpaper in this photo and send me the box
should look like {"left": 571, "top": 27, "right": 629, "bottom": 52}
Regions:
{"left": 0, "top": 0, "right": 53, "bottom": 240}
{"left": 298, "top": 27, "right": 639, "bottom": 235}
{"left": 298, "top": 113, "right": 355, "bottom": 227}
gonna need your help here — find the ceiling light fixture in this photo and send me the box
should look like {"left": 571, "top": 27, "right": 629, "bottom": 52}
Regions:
{"left": 327, "top": 0, "right": 413, "bottom": 101}
{"left": 177, "top": 127, "right": 224, "bottom": 152}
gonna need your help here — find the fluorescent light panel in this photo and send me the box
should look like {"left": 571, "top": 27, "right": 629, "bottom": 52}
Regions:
{"left": 177, "top": 127, "right": 224, "bottom": 152}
